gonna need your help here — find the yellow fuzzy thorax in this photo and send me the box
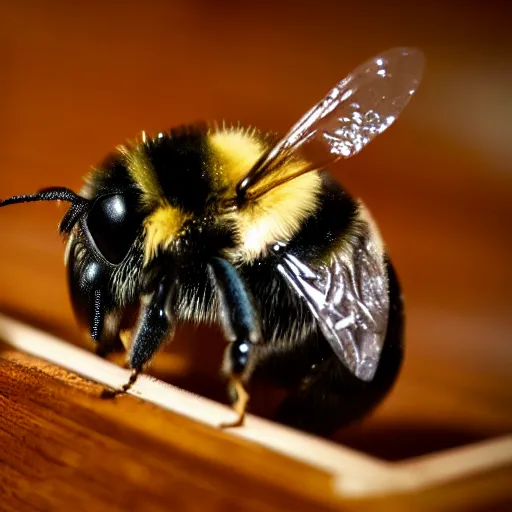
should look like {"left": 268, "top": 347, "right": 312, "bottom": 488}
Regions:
{"left": 121, "top": 125, "right": 322, "bottom": 264}
{"left": 211, "top": 127, "right": 322, "bottom": 261}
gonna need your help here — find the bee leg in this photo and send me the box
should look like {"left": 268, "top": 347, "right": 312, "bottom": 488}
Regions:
{"left": 219, "top": 339, "right": 254, "bottom": 428}
{"left": 220, "top": 376, "right": 250, "bottom": 428}
{"left": 208, "top": 257, "right": 261, "bottom": 429}
{"left": 101, "top": 275, "right": 174, "bottom": 399}
{"left": 101, "top": 368, "right": 141, "bottom": 398}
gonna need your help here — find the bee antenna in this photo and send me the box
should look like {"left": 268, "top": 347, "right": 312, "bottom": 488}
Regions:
{"left": 0, "top": 186, "right": 90, "bottom": 234}
{"left": 0, "top": 186, "right": 82, "bottom": 207}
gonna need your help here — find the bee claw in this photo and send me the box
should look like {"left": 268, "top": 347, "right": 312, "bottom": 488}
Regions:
{"left": 219, "top": 414, "right": 245, "bottom": 429}
{"left": 100, "top": 368, "right": 140, "bottom": 399}
{"left": 220, "top": 378, "right": 249, "bottom": 429}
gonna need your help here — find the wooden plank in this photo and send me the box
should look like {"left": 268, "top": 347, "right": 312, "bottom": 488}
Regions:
{"left": 0, "top": 345, "right": 339, "bottom": 512}
{"left": 1, "top": 314, "right": 511, "bottom": 512}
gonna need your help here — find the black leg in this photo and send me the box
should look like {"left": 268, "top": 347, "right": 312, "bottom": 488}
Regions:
{"left": 101, "top": 275, "right": 174, "bottom": 399}
{"left": 208, "top": 257, "right": 261, "bottom": 427}
{"left": 101, "top": 368, "right": 141, "bottom": 399}
{"left": 90, "top": 289, "right": 105, "bottom": 342}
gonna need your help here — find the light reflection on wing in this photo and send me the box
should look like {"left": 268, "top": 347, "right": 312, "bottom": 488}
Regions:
{"left": 277, "top": 233, "right": 389, "bottom": 382}
{"left": 237, "top": 47, "right": 424, "bottom": 201}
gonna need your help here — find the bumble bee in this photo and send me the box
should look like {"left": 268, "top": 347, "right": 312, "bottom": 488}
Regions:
{"left": 1, "top": 47, "right": 424, "bottom": 435}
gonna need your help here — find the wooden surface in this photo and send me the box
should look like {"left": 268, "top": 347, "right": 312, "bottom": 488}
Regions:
{"left": 2, "top": 314, "right": 510, "bottom": 500}
{"left": 1, "top": 342, "right": 511, "bottom": 512}
{"left": 0, "top": 346, "right": 336, "bottom": 512}
{"left": 0, "top": 1, "right": 511, "bottom": 510}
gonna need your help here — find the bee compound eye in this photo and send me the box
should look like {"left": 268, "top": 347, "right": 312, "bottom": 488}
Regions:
{"left": 86, "top": 193, "right": 142, "bottom": 264}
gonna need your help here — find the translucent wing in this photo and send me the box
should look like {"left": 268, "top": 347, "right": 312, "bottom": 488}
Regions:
{"left": 237, "top": 47, "right": 424, "bottom": 201}
{"left": 277, "top": 233, "right": 389, "bottom": 382}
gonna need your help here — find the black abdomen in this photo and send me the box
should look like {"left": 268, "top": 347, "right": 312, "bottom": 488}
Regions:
{"left": 240, "top": 174, "right": 404, "bottom": 435}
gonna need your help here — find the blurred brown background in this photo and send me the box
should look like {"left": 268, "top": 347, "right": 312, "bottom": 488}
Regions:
{"left": 0, "top": 1, "right": 510, "bottom": 459}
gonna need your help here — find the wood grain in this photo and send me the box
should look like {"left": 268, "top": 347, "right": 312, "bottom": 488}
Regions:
{"left": 1, "top": 342, "right": 511, "bottom": 512}
{"left": 0, "top": 345, "right": 338, "bottom": 512}
{"left": 2, "top": 314, "right": 509, "bottom": 500}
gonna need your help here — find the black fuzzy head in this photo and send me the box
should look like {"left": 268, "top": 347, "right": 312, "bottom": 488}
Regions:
{"left": 0, "top": 123, "right": 322, "bottom": 346}
{"left": 63, "top": 126, "right": 239, "bottom": 343}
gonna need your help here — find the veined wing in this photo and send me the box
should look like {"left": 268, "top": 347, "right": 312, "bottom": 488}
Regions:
{"left": 276, "top": 233, "right": 389, "bottom": 382}
{"left": 237, "top": 47, "right": 424, "bottom": 202}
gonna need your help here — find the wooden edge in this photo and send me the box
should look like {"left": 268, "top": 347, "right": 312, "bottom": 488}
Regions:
{"left": 0, "top": 312, "right": 510, "bottom": 499}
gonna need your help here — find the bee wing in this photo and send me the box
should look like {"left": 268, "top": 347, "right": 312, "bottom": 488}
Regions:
{"left": 237, "top": 47, "right": 424, "bottom": 200}
{"left": 276, "top": 234, "right": 389, "bottom": 382}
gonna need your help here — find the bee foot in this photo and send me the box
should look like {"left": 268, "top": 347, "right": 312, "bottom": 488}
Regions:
{"left": 220, "top": 378, "right": 249, "bottom": 429}
{"left": 100, "top": 368, "right": 140, "bottom": 399}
